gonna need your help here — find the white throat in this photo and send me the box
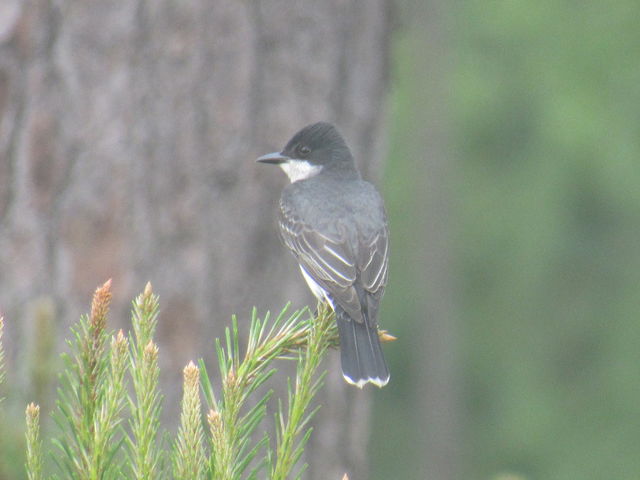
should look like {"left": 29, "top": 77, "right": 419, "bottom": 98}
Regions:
{"left": 280, "top": 160, "right": 323, "bottom": 183}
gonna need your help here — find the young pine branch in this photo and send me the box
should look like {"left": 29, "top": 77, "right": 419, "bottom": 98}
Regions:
{"left": 25, "top": 403, "right": 43, "bottom": 480}
{"left": 201, "top": 304, "right": 339, "bottom": 480}
{"left": 126, "top": 282, "right": 164, "bottom": 479}
{"left": 270, "top": 304, "right": 335, "bottom": 480}
{"left": 22, "top": 281, "right": 375, "bottom": 480}
{"left": 174, "top": 362, "right": 207, "bottom": 480}
{"left": 51, "top": 279, "right": 127, "bottom": 480}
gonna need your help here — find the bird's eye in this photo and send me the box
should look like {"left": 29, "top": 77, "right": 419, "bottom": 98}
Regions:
{"left": 297, "top": 145, "right": 311, "bottom": 157}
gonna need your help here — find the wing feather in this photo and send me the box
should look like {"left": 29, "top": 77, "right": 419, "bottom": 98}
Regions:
{"left": 359, "top": 231, "right": 389, "bottom": 292}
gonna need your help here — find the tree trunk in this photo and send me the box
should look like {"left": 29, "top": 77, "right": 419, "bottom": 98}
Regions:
{"left": 0, "top": 0, "right": 391, "bottom": 477}
{"left": 401, "top": 1, "right": 461, "bottom": 478}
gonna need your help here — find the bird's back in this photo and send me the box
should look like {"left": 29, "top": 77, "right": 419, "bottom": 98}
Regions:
{"left": 281, "top": 175, "right": 386, "bottom": 242}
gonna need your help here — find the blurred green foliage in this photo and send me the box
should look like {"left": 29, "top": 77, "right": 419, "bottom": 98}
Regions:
{"left": 376, "top": 1, "right": 640, "bottom": 479}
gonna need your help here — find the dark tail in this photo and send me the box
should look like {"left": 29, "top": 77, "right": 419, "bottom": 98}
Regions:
{"left": 336, "top": 312, "right": 390, "bottom": 388}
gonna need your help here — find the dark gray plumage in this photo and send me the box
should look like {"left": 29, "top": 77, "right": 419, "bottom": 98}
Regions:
{"left": 257, "top": 122, "right": 390, "bottom": 388}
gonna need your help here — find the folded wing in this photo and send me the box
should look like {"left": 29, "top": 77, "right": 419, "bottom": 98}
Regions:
{"left": 279, "top": 199, "right": 389, "bottom": 326}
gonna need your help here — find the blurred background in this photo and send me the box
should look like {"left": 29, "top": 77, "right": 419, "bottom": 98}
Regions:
{"left": 1, "top": 0, "right": 640, "bottom": 479}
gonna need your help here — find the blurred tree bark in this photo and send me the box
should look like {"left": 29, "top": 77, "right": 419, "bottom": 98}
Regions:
{"left": 0, "top": 0, "right": 391, "bottom": 477}
{"left": 374, "top": 1, "right": 460, "bottom": 479}
{"left": 402, "top": 1, "right": 460, "bottom": 479}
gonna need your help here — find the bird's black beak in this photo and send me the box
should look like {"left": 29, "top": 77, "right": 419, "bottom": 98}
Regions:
{"left": 256, "top": 152, "right": 289, "bottom": 165}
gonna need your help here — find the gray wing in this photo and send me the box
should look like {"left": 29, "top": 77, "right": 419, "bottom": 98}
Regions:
{"left": 278, "top": 198, "right": 389, "bottom": 325}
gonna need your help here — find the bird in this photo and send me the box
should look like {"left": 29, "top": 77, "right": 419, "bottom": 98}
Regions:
{"left": 257, "top": 122, "right": 390, "bottom": 388}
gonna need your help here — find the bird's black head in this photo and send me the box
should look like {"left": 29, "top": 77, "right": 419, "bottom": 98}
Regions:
{"left": 257, "top": 122, "right": 357, "bottom": 183}
{"left": 281, "top": 122, "right": 351, "bottom": 166}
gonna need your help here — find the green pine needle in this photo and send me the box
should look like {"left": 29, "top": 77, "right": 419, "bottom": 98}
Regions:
{"left": 270, "top": 304, "right": 336, "bottom": 479}
{"left": 202, "top": 303, "right": 338, "bottom": 480}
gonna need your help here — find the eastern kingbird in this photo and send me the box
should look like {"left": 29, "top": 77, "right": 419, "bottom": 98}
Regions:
{"left": 257, "top": 122, "right": 390, "bottom": 388}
